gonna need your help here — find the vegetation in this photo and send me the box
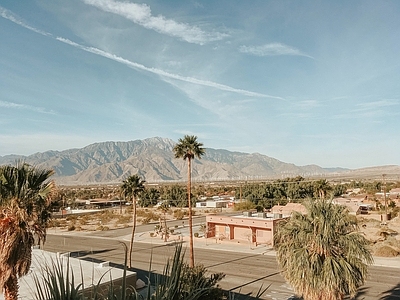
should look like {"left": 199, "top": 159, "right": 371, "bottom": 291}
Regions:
{"left": 0, "top": 162, "right": 55, "bottom": 300}
{"left": 173, "top": 135, "right": 206, "bottom": 268}
{"left": 139, "top": 188, "right": 160, "bottom": 207}
{"left": 120, "top": 174, "right": 146, "bottom": 268}
{"left": 274, "top": 199, "right": 373, "bottom": 300}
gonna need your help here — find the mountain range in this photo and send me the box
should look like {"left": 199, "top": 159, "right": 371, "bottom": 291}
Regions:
{"left": 0, "top": 137, "right": 398, "bottom": 185}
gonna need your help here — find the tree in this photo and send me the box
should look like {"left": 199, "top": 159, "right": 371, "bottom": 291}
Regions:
{"left": 274, "top": 199, "right": 373, "bottom": 300}
{"left": 139, "top": 187, "right": 160, "bottom": 207}
{"left": 313, "top": 179, "right": 332, "bottom": 199}
{"left": 120, "top": 174, "right": 145, "bottom": 268}
{"left": 0, "top": 162, "right": 55, "bottom": 300}
{"left": 159, "top": 184, "right": 188, "bottom": 207}
{"left": 173, "top": 135, "right": 205, "bottom": 268}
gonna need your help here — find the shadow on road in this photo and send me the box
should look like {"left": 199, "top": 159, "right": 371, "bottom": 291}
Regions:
{"left": 380, "top": 283, "right": 400, "bottom": 300}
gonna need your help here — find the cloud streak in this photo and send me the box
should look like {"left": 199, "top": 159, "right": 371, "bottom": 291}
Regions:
{"left": 83, "top": 0, "right": 228, "bottom": 45}
{"left": 0, "top": 6, "right": 50, "bottom": 36}
{"left": 0, "top": 7, "right": 282, "bottom": 100}
{"left": 239, "top": 42, "right": 313, "bottom": 59}
{"left": 56, "top": 37, "right": 283, "bottom": 99}
{"left": 0, "top": 100, "right": 56, "bottom": 114}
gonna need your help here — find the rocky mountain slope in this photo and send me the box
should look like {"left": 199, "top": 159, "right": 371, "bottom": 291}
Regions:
{"left": 0, "top": 137, "right": 397, "bottom": 185}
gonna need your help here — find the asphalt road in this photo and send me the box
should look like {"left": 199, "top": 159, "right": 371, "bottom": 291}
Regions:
{"left": 43, "top": 230, "right": 400, "bottom": 300}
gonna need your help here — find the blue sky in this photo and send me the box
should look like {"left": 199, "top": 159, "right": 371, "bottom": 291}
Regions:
{"left": 1, "top": 0, "right": 399, "bottom": 169}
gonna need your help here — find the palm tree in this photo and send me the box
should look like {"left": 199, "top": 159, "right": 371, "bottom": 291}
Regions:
{"left": 313, "top": 179, "right": 331, "bottom": 199}
{"left": 173, "top": 135, "right": 205, "bottom": 268}
{"left": 120, "top": 174, "right": 145, "bottom": 268}
{"left": 0, "top": 162, "right": 55, "bottom": 300}
{"left": 274, "top": 199, "right": 373, "bottom": 300}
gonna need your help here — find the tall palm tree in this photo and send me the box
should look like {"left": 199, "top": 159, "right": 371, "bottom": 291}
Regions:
{"left": 274, "top": 199, "right": 373, "bottom": 300}
{"left": 0, "top": 162, "right": 55, "bottom": 300}
{"left": 120, "top": 174, "right": 145, "bottom": 268}
{"left": 173, "top": 135, "right": 205, "bottom": 268}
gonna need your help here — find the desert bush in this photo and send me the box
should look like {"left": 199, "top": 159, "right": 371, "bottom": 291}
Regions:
{"left": 374, "top": 245, "right": 399, "bottom": 257}
{"left": 66, "top": 215, "right": 78, "bottom": 221}
{"left": 79, "top": 218, "right": 88, "bottom": 226}
{"left": 141, "top": 217, "right": 152, "bottom": 224}
{"left": 95, "top": 225, "right": 110, "bottom": 231}
{"left": 116, "top": 215, "right": 132, "bottom": 225}
{"left": 49, "top": 219, "right": 61, "bottom": 227}
{"left": 194, "top": 232, "right": 199, "bottom": 238}
{"left": 137, "top": 209, "right": 160, "bottom": 222}
{"left": 67, "top": 224, "right": 76, "bottom": 231}
{"left": 174, "top": 209, "right": 185, "bottom": 220}
{"left": 97, "top": 211, "right": 114, "bottom": 224}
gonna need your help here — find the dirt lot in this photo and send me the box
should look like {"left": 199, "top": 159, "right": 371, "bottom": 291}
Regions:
{"left": 358, "top": 213, "right": 400, "bottom": 257}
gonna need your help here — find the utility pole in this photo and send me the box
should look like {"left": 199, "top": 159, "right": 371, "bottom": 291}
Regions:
{"left": 383, "top": 174, "right": 387, "bottom": 224}
{"left": 240, "top": 182, "right": 242, "bottom": 203}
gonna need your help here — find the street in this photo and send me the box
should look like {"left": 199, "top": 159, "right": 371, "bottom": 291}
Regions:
{"left": 43, "top": 231, "right": 400, "bottom": 300}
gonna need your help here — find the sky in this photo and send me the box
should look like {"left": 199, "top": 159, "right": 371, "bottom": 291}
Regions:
{"left": 1, "top": 0, "right": 399, "bottom": 169}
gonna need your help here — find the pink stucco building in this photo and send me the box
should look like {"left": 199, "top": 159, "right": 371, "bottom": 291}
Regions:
{"left": 206, "top": 213, "right": 283, "bottom": 246}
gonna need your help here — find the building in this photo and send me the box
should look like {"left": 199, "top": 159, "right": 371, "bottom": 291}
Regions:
{"left": 206, "top": 212, "right": 283, "bottom": 246}
{"left": 196, "top": 199, "right": 230, "bottom": 208}
{"left": 1, "top": 249, "right": 137, "bottom": 300}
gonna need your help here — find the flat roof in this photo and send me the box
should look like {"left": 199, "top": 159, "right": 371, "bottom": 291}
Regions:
{"left": 0, "top": 249, "right": 136, "bottom": 300}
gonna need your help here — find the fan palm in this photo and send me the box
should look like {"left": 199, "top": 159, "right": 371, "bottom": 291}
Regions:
{"left": 173, "top": 135, "right": 205, "bottom": 268}
{"left": 274, "top": 199, "right": 373, "bottom": 300}
{"left": 120, "top": 174, "right": 145, "bottom": 268}
{"left": 0, "top": 162, "right": 55, "bottom": 300}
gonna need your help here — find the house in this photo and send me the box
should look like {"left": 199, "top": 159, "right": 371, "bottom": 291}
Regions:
{"left": 196, "top": 199, "right": 230, "bottom": 208}
{"left": 206, "top": 213, "right": 281, "bottom": 246}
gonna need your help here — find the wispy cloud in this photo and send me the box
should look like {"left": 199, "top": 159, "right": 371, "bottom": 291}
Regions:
{"left": 355, "top": 99, "right": 399, "bottom": 111}
{"left": 0, "top": 101, "right": 56, "bottom": 114}
{"left": 83, "top": 0, "right": 228, "bottom": 45}
{"left": 1, "top": 6, "right": 283, "bottom": 101}
{"left": 56, "top": 37, "right": 282, "bottom": 99}
{"left": 332, "top": 99, "right": 400, "bottom": 119}
{"left": 239, "top": 42, "right": 313, "bottom": 59}
{"left": 296, "top": 99, "right": 321, "bottom": 109}
{"left": 0, "top": 6, "right": 50, "bottom": 36}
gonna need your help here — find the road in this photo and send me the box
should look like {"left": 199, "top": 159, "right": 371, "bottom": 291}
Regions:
{"left": 43, "top": 235, "right": 292, "bottom": 299}
{"left": 43, "top": 227, "right": 400, "bottom": 300}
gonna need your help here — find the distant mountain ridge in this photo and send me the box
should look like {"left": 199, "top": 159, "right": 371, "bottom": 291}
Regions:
{"left": 0, "top": 137, "right": 398, "bottom": 185}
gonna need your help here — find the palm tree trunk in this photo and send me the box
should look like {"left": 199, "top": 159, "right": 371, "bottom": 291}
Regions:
{"left": 4, "top": 274, "right": 18, "bottom": 300}
{"left": 187, "top": 157, "right": 194, "bottom": 268}
{"left": 129, "top": 196, "right": 137, "bottom": 268}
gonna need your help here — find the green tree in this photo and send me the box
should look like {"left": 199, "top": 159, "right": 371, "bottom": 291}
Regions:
{"left": 173, "top": 135, "right": 205, "bottom": 268}
{"left": 313, "top": 179, "right": 332, "bottom": 199}
{"left": 274, "top": 199, "right": 373, "bottom": 300}
{"left": 159, "top": 184, "right": 188, "bottom": 207}
{"left": 139, "top": 187, "right": 160, "bottom": 207}
{"left": 0, "top": 162, "right": 55, "bottom": 300}
{"left": 120, "top": 174, "right": 145, "bottom": 268}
